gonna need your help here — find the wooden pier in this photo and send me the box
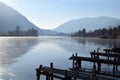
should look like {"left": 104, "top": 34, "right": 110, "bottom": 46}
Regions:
{"left": 104, "top": 48, "right": 120, "bottom": 54}
{"left": 90, "top": 51, "right": 120, "bottom": 61}
{"left": 69, "top": 55, "right": 120, "bottom": 65}
{"left": 69, "top": 53, "right": 120, "bottom": 75}
{"left": 90, "top": 52, "right": 120, "bottom": 57}
{"left": 36, "top": 63, "right": 119, "bottom": 80}
{"left": 36, "top": 47, "right": 120, "bottom": 80}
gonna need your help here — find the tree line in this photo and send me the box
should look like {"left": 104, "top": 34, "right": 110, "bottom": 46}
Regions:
{"left": 71, "top": 25, "right": 120, "bottom": 39}
{"left": 0, "top": 26, "right": 39, "bottom": 36}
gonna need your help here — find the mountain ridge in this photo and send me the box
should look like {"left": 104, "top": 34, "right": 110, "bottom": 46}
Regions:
{"left": 54, "top": 16, "right": 120, "bottom": 33}
{"left": 0, "top": 2, "right": 60, "bottom": 36}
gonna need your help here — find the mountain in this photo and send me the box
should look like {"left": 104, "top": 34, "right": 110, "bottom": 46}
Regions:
{"left": 0, "top": 2, "right": 60, "bottom": 36}
{"left": 54, "top": 16, "right": 120, "bottom": 33}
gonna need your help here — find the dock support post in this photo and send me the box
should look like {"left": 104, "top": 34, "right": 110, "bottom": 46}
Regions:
{"left": 65, "top": 70, "right": 67, "bottom": 79}
{"left": 75, "top": 53, "right": 78, "bottom": 57}
{"left": 73, "top": 72, "right": 77, "bottom": 80}
{"left": 75, "top": 53, "right": 78, "bottom": 70}
{"left": 92, "top": 64, "right": 96, "bottom": 80}
{"left": 50, "top": 62, "right": 54, "bottom": 80}
{"left": 64, "top": 70, "right": 72, "bottom": 80}
{"left": 97, "top": 63, "right": 101, "bottom": 73}
{"left": 72, "top": 54, "right": 75, "bottom": 70}
{"left": 78, "top": 60, "right": 81, "bottom": 70}
{"left": 113, "top": 64, "right": 115, "bottom": 75}
{"left": 116, "top": 65, "right": 118, "bottom": 76}
{"left": 113, "top": 64, "right": 118, "bottom": 76}
{"left": 36, "top": 65, "right": 42, "bottom": 80}
{"left": 93, "top": 50, "right": 96, "bottom": 58}
{"left": 46, "top": 74, "right": 50, "bottom": 80}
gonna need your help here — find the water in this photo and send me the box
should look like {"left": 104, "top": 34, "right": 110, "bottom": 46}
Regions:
{"left": 0, "top": 36, "right": 120, "bottom": 80}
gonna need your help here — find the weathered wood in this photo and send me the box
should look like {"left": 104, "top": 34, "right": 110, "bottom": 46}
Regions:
{"left": 50, "top": 63, "right": 54, "bottom": 80}
{"left": 104, "top": 48, "right": 120, "bottom": 54}
{"left": 36, "top": 65, "right": 119, "bottom": 80}
{"left": 35, "top": 48, "right": 120, "bottom": 80}
{"left": 36, "top": 65, "right": 42, "bottom": 80}
{"left": 69, "top": 56, "right": 120, "bottom": 65}
{"left": 72, "top": 54, "right": 75, "bottom": 69}
{"left": 90, "top": 52, "right": 120, "bottom": 58}
{"left": 97, "top": 63, "right": 101, "bottom": 72}
{"left": 69, "top": 53, "right": 120, "bottom": 77}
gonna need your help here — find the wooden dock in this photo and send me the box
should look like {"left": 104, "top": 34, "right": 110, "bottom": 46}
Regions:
{"left": 36, "top": 63, "right": 119, "bottom": 80}
{"left": 104, "top": 48, "right": 120, "bottom": 54}
{"left": 90, "top": 51, "right": 120, "bottom": 61}
{"left": 90, "top": 52, "right": 120, "bottom": 57}
{"left": 36, "top": 47, "right": 120, "bottom": 80}
{"left": 69, "top": 53, "right": 120, "bottom": 76}
{"left": 69, "top": 56, "right": 120, "bottom": 65}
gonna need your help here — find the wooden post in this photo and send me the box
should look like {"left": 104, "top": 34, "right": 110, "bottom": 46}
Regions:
{"left": 90, "top": 52, "right": 92, "bottom": 58}
{"left": 116, "top": 64, "right": 118, "bottom": 76}
{"left": 92, "top": 64, "right": 96, "bottom": 80}
{"left": 93, "top": 50, "right": 96, "bottom": 59}
{"left": 75, "top": 53, "right": 78, "bottom": 70}
{"left": 97, "top": 53, "right": 99, "bottom": 59}
{"left": 97, "top": 63, "right": 101, "bottom": 73}
{"left": 36, "top": 69, "right": 40, "bottom": 80}
{"left": 50, "top": 63, "right": 54, "bottom": 80}
{"left": 73, "top": 72, "right": 77, "bottom": 80}
{"left": 36, "top": 65, "right": 42, "bottom": 80}
{"left": 78, "top": 60, "right": 81, "bottom": 70}
{"left": 64, "top": 70, "right": 71, "bottom": 80}
{"left": 46, "top": 74, "right": 50, "bottom": 80}
{"left": 65, "top": 70, "right": 67, "bottom": 79}
{"left": 113, "top": 57, "right": 117, "bottom": 75}
{"left": 72, "top": 54, "right": 75, "bottom": 70}
{"left": 97, "top": 48, "right": 99, "bottom": 53}
{"left": 113, "top": 64, "right": 115, "bottom": 75}
{"left": 107, "top": 54, "right": 110, "bottom": 60}
{"left": 75, "top": 53, "right": 78, "bottom": 57}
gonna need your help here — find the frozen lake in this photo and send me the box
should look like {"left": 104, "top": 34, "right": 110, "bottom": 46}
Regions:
{"left": 0, "top": 36, "right": 120, "bottom": 80}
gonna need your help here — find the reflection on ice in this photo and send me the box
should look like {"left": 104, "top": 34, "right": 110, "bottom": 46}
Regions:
{"left": 0, "top": 37, "right": 39, "bottom": 80}
{"left": 0, "top": 36, "right": 119, "bottom": 80}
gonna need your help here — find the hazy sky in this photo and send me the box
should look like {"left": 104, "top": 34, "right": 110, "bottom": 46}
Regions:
{"left": 0, "top": 0, "right": 120, "bottom": 29}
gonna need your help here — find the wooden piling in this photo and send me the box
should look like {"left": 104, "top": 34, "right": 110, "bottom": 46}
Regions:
{"left": 78, "top": 60, "right": 81, "bottom": 70}
{"left": 64, "top": 70, "right": 71, "bottom": 80}
{"left": 50, "top": 62, "right": 54, "bottom": 80}
{"left": 65, "top": 70, "right": 67, "bottom": 79}
{"left": 75, "top": 53, "right": 77, "bottom": 57}
{"left": 75, "top": 53, "right": 78, "bottom": 70}
{"left": 92, "top": 64, "right": 96, "bottom": 80}
{"left": 72, "top": 54, "right": 75, "bottom": 69}
{"left": 36, "top": 65, "right": 42, "bottom": 80}
{"left": 97, "top": 63, "right": 101, "bottom": 73}
{"left": 46, "top": 74, "right": 49, "bottom": 80}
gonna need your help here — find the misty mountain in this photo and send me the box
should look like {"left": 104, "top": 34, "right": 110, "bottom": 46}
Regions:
{"left": 0, "top": 2, "right": 60, "bottom": 36}
{"left": 54, "top": 16, "right": 120, "bottom": 33}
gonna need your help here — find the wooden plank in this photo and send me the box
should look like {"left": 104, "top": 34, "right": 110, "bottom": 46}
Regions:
{"left": 104, "top": 48, "right": 120, "bottom": 53}
{"left": 69, "top": 56, "right": 120, "bottom": 65}
{"left": 37, "top": 66, "right": 93, "bottom": 79}
{"left": 90, "top": 52, "right": 120, "bottom": 57}
{"left": 36, "top": 66, "right": 119, "bottom": 80}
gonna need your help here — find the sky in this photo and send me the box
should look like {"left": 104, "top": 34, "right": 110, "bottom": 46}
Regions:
{"left": 0, "top": 0, "right": 120, "bottom": 29}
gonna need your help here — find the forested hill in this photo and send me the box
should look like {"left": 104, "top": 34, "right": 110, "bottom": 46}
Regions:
{"left": 71, "top": 25, "right": 120, "bottom": 39}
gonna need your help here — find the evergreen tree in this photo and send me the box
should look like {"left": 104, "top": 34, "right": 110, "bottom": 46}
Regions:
{"left": 15, "top": 26, "right": 21, "bottom": 36}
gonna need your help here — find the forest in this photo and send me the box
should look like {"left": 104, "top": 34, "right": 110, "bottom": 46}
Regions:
{"left": 0, "top": 26, "right": 39, "bottom": 36}
{"left": 71, "top": 25, "right": 120, "bottom": 39}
